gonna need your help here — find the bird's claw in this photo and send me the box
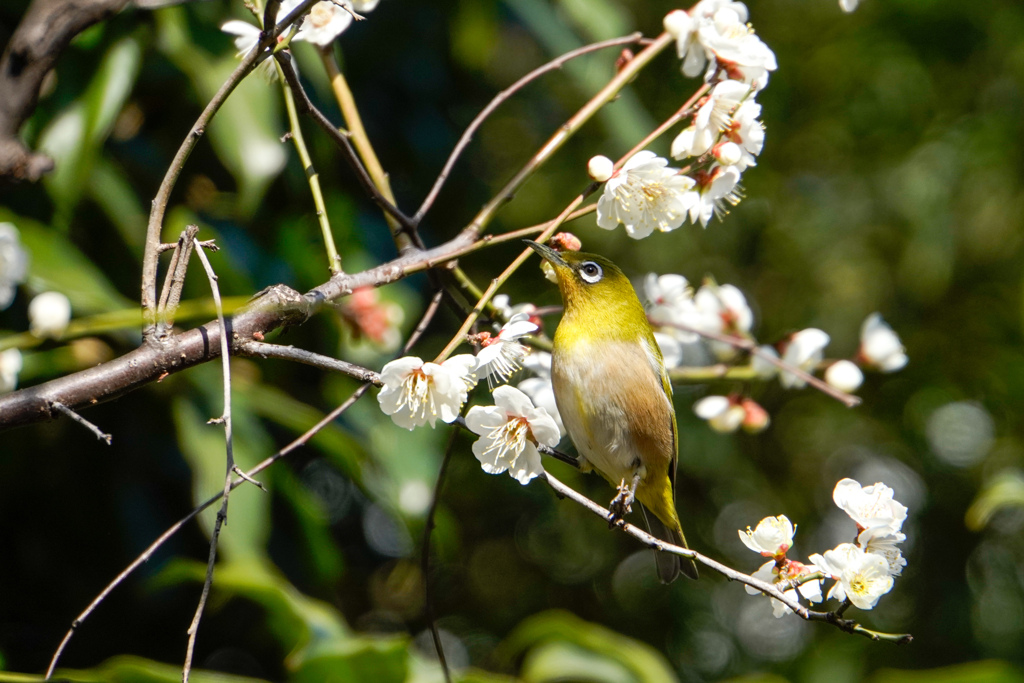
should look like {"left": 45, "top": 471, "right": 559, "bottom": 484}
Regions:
{"left": 608, "top": 479, "right": 636, "bottom": 528}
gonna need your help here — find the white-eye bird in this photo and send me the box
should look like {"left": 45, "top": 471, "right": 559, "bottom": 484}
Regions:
{"left": 527, "top": 241, "right": 698, "bottom": 582}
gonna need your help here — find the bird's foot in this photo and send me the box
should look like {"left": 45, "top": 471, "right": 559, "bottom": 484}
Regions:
{"left": 608, "top": 478, "right": 637, "bottom": 528}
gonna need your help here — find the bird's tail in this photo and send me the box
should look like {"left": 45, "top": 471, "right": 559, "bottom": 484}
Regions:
{"left": 641, "top": 504, "right": 699, "bottom": 583}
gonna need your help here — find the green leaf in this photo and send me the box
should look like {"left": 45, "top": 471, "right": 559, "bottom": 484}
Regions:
{"left": 39, "top": 34, "right": 144, "bottom": 229}
{"left": 154, "top": 559, "right": 351, "bottom": 669}
{"left": 497, "top": 610, "right": 677, "bottom": 683}
{"left": 289, "top": 639, "right": 410, "bottom": 683}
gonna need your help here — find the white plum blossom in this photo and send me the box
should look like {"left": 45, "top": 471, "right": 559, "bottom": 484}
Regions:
{"left": 465, "top": 385, "right": 560, "bottom": 485}
{"left": 28, "top": 291, "right": 72, "bottom": 339}
{"left": 745, "top": 560, "right": 823, "bottom": 618}
{"left": 664, "top": 9, "right": 708, "bottom": 78}
{"left": 596, "top": 151, "right": 697, "bottom": 239}
{"left": 840, "top": 0, "right": 860, "bottom": 12}
{"left": 377, "top": 354, "right": 477, "bottom": 430}
{"left": 858, "top": 526, "right": 908, "bottom": 576}
{"left": 295, "top": 1, "right": 354, "bottom": 46}
{"left": 645, "top": 273, "right": 699, "bottom": 341}
{"left": 811, "top": 543, "right": 894, "bottom": 610}
{"left": 825, "top": 360, "right": 864, "bottom": 393}
{"left": 517, "top": 351, "right": 564, "bottom": 436}
{"left": 587, "top": 155, "right": 614, "bottom": 182}
{"left": 859, "top": 313, "right": 908, "bottom": 372}
{"left": 695, "top": 281, "right": 753, "bottom": 334}
{"left": 779, "top": 328, "right": 830, "bottom": 389}
{"left": 833, "top": 478, "right": 908, "bottom": 533}
{"left": 739, "top": 515, "right": 795, "bottom": 558}
{"left": 0, "top": 348, "right": 22, "bottom": 393}
{"left": 722, "top": 99, "right": 765, "bottom": 170}
{"left": 697, "top": 5, "right": 777, "bottom": 91}
{"left": 0, "top": 222, "right": 28, "bottom": 311}
{"left": 475, "top": 313, "right": 538, "bottom": 386}
{"left": 689, "top": 165, "right": 742, "bottom": 227}
{"left": 694, "top": 395, "right": 745, "bottom": 433}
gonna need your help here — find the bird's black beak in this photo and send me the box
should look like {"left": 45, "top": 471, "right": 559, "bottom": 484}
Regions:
{"left": 525, "top": 240, "right": 568, "bottom": 268}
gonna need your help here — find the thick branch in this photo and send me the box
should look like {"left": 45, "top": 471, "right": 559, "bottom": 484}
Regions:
{"left": 0, "top": 0, "right": 129, "bottom": 182}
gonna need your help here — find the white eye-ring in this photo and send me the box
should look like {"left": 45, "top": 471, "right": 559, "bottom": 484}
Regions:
{"left": 579, "top": 261, "right": 603, "bottom": 284}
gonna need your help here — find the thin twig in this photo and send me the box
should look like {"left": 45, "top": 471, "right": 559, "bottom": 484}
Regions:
{"left": 540, "top": 470, "right": 911, "bottom": 644}
{"left": 275, "top": 51, "right": 415, "bottom": 235}
{"left": 155, "top": 225, "right": 199, "bottom": 338}
{"left": 274, "top": 58, "right": 342, "bottom": 275}
{"left": 413, "top": 33, "right": 645, "bottom": 225}
{"left": 49, "top": 401, "right": 112, "bottom": 445}
{"left": 422, "top": 429, "right": 458, "bottom": 683}
{"left": 182, "top": 241, "right": 240, "bottom": 683}
{"left": 239, "top": 341, "right": 382, "bottom": 385}
{"left": 660, "top": 321, "right": 861, "bottom": 408}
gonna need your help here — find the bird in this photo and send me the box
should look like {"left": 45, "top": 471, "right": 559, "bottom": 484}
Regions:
{"left": 526, "top": 240, "right": 698, "bottom": 582}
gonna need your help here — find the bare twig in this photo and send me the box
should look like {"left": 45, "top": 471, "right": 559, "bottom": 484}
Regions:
{"left": 49, "top": 401, "right": 112, "bottom": 444}
{"left": 43, "top": 382, "right": 374, "bottom": 679}
{"left": 413, "top": 33, "right": 645, "bottom": 225}
{"left": 239, "top": 341, "right": 382, "bottom": 385}
{"left": 155, "top": 225, "right": 200, "bottom": 338}
{"left": 540, "top": 470, "right": 911, "bottom": 645}
{"left": 660, "top": 321, "right": 861, "bottom": 408}
{"left": 182, "top": 242, "right": 242, "bottom": 682}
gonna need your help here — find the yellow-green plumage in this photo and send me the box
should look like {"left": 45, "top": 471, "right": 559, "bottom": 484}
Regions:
{"left": 528, "top": 242, "right": 698, "bottom": 582}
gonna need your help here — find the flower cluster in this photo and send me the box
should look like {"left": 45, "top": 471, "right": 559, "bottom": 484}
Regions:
{"left": 377, "top": 313, "right": 560, "bottom": 485}
{"left": 641, "top": 272, "right": 907, "bottom": 433}
{"left": 809, "top": 478, "right": 908, "bottom": 609}
{"left": 340, "top": 286, "right": 404, "bottom": 352}
{"left": 591, "top": 2, "right": 774, "bottom": 238}
{"left": 741, "top": 478, "right": 908, "bottom": 617}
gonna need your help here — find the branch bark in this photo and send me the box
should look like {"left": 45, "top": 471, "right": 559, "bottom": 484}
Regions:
{"left": 0, "top": 0, "right": 129, "bottom": 183}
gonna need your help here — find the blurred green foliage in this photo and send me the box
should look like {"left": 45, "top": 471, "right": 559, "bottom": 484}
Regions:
{"left": 2, "top": 0, "right": 1024, "bottom": 681}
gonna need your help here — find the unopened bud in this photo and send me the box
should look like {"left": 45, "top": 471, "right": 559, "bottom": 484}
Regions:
{"left": 663, "top": 10, "right": 692, "bottom": 38}
{"left": 713, "top": 141, "right": 743, "bottom": 166}
{"left": 825, "top": 360, "right": 864, "bottom": 393}
{"left": 550, "top": 232, "right": 582, "bottom": 252}
{"left": 587, "top": 155, "right": 614, "bottom": 182}
{"left": 28, "top": 291, "right": 71, "bottom": 339}
{"left": 741, "top": 398, "right": 770, "bottom": 433}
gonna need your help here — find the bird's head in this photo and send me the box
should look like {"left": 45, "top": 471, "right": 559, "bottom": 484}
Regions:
{"left": 526, "top": 241, "right": 647, "bottom": 330}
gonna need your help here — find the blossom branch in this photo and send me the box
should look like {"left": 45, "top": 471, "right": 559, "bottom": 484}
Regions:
{"left": 239, "top": 341, "right": 382, "bottom": 384}
{"left": 460, "top": 31, "right": 674, "bottom": 241}
{"left": 660, "top": 320, "right": 861, "bottom": 408}
{"left": 539, "top": 469, "right": 911, "bottom": 644}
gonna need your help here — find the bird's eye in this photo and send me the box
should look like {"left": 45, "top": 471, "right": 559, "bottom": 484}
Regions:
{"left": 579, "top": 261, "right": 603, "bottom": 284}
